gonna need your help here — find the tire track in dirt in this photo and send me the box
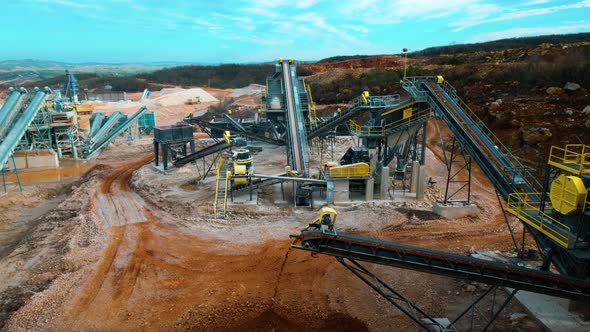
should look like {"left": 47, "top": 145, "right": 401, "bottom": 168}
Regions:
{"left": 68, "top": 155, "right": 153, "bottom": 318}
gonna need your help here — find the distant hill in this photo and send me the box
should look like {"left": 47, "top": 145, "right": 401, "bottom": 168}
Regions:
{"left": 138, "top": 64, "right": 275, "bottom": 89}
{"left": 412, "top": 32, "right": 590, "bottom": 56}
{"left": 0, "top": 59, "right": 169, "bottom": 86}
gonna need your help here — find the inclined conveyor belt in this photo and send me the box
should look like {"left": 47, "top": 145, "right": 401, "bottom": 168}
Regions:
{"left": 291, "top": 230, "right": 590, "bottom": 302}
{"left": 173, "top": 141, "right": 232, "bottom": 167}
{"left": 0, "top": 88, "right": 49, "bottom": 168}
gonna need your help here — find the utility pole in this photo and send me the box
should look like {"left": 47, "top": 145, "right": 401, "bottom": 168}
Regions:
{"left": 403, "top": 48, "right": 409, "bottom": 79}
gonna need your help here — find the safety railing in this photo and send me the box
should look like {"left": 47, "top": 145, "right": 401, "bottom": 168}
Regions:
{"left": 350, "top": 109, "right": 432, "bottom": 137}
{"left": 366, "top": 94, "right": 400, "bottom": 107}
{"left": 404, "top": 76, "right": 542, "bottom": 192}
{"left": 548, "top": 144, "right": 590, "bottom": 175}
{"left": 506, "top": 193, "right": 572, "bottom": 248}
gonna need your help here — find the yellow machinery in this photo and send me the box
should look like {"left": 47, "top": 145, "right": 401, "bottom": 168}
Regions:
{"left": 549, "top": 174, "right": 587, "bottom": 215}
{"left": 231, "top": 148, "right": 253, "bottom": 185}
{"left": 327, "top": 162, "right": 371, "bottom": 178}
{"left": 361, "top": 91, "right": 370, "bottom": 104}
{"left": 233, "top": 164, "right": 248, "bottom": 185}
{"left": 507, "top": 144, "right": 590, "bottom": 249}
{"left": 223, "top": 130, "right": 231, "bottom": 144}
{"left": 186, "top": 97, "right": 201, "bottom": 105}
{"left": 72, "top": 103, "right": 94, "bottom": 115}
{"left": 306, "top": 207, "right": 337, "bottom": 232}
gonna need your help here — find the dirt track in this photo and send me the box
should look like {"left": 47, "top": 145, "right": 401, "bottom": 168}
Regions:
{"left": 1, "top": 144, "right": 540, "bottom": 331}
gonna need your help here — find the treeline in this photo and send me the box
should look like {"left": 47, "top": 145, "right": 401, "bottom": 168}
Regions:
{"left": 138, "top": 64, "right": 274, "bottom": 89}
{"left": 26, "top": 74, "right": 149, "bottom": 92}
{"left": 414, "top": 33, "right": 590, "bottom": 56}
{"left": 25, "top": 73, "right": 98, "bottom": 88}
{"left": 317, "top": 55, "right": 372, "bottom": 64}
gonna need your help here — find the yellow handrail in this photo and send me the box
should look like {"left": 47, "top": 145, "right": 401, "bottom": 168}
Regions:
{"left": 548, "top": 144, "right": 590, "bottom": 175}
{"left": 213, "top": 158, "right": 226, "bottom": 218}
{"left": 506, "top": 192, "right": 572, "bottom": 248}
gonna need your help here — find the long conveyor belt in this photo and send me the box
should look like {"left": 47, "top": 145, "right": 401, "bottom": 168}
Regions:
{"left": 282, "top": 61, "right": 307, "bottom": 173}
{"left": 173, "top": 141, "right": 232, "bottom": 167}
{"left": 184, "top": 117, "right": 285, "bottom": 146}
{"left": 291, "top": 230, "right": 590, "bottom": 302}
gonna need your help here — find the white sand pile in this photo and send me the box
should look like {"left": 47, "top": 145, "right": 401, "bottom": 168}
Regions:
{"left": 152, "top": 88, "right": 218, "bottom": 106}
{"left": 229, "top": 84, "right": 265, "bottom": 98}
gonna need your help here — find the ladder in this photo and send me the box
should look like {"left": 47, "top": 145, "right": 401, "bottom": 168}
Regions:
{"left": 213, "top": 158, "right": 229, "bottom": 219}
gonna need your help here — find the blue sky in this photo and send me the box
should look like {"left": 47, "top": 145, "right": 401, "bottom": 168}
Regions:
{"left": 1, "top": 0, "right": 589, "bottom": 63}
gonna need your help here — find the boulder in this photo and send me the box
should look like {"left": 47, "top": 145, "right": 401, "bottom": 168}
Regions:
{"left": 489, "top": 99, "right": 502, "bottom": 110}
{"left": 564, "top": 82, "right": 581, "bottom": 91}
{"left": 564, "top": 108, "right": 574, "bottom": 116}
{"left": 583, "top": 106, "right": 590, "bottom": 116}
{"left": 546, "top": 87, "right": 563, "bottom": 96}
{"left": 520, "top": 127, "right": 552, "bottom": 145}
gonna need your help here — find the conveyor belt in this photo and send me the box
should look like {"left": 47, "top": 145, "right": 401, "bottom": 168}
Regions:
{"left": 84, "top": 106, "right": 147, "bottom": 158}
{"left": 307, "top": 96, "right": 410, "bottom": 139}
{"left": 291, "top": 230, "right": 590, "bottom": 302}
{"left": 173, "top": 141, "right": 232, "bottom": 167}
{"left": 0, "top": 88, "right": 49, "bottom": 168}
{"left": 282, "top": 61, "right": 307, "bottom": 173}
{"left": 403, "top": 77, "right": 541, "bottom": 199}
{"left": 184, "top": 117, "right": 284, "bottom": 146}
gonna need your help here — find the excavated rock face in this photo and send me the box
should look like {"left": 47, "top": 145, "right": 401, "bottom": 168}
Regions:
{"left": 564, "top": 82, "right": 581, "bottom": 91}
{"left": 519, "top": 127, "right": 553, "bottom": 145}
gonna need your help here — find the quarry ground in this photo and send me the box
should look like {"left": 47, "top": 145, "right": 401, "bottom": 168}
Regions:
{"left": 0, "top": 87, "right": 545, "bottom": 331}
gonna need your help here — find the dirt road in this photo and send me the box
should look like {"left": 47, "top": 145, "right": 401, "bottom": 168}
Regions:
{"left": 35, "top": 156, "right": 366, "bottom": 331}
{"left": 3, "top": 149, "right": 539, "bottom": 331}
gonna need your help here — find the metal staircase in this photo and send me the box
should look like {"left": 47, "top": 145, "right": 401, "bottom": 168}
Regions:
{"left": 213, "top": 159, "right": 229, "bottom": 219}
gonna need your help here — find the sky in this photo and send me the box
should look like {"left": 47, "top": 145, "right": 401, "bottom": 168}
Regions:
{"left": 1, "top": 0, "right": 589, "bottom": 64}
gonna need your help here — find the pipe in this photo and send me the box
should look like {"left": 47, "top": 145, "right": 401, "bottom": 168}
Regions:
{"left": 89, "top": 111, "right": 123, "bottom": 146}
{"left": 0, "top": 87, "right": 49, "bottom": 168}
{"left": 85, "top": 106, "right": 147, "bottom": 157}
{"left": 0, "top": 88, "right": 27, "bottom": 129}
{"left": 88, "top": 112, "right": 105, "bottom": 139}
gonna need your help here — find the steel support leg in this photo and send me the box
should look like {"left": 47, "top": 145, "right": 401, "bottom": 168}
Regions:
{"left": 337, "top": 257, "right": 443, "bottom": 331}
{"left": 495, "top": 190, "right": 519, "bottom": 252}
{"left": 481, "top": 289, "right": 517, "bottom": 332}
{"left": 11, "top": 155, "right": 22, "bottom": 192}
{"left": 450, "top": 285, "right": 496, "bottom": 326}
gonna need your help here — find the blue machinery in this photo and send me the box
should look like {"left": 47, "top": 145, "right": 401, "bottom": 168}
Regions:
{"left": 0, "top": 80, "right": 149, "bottom": 191}
{"left": 83, "top": 106, "right": 148, "bottom": 158}
{"left": 0, "top": 87, "right": 50, "bottom": 173}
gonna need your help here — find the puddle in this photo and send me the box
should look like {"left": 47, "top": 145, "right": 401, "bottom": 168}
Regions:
{"left": 3, "top": 162, "right": 91, "bottom": 184}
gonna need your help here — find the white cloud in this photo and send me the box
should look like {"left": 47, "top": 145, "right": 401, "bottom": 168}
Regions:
{"left": 296, "top": 0, "right": 320, "bottom": 8}
{"left": 451, "top": 1, "right": 590, "bottom": 31}
{"left": 31, "top": 0, "right": 102, "bottom": 10}
{"left": 522, "top": 0, "right": 552, "bottom": 5}
{"left": 468, "top": 23, "right": 590, "bottom": 42}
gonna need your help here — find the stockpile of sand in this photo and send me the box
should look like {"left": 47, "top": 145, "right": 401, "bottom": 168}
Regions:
{"left": 152, "top": 88, "right": 218, "bottom": 106}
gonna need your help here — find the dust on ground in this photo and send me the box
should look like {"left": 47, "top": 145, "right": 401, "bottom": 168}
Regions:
{"left": 0, "top": 86, "right": 542, "bottom": 331}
